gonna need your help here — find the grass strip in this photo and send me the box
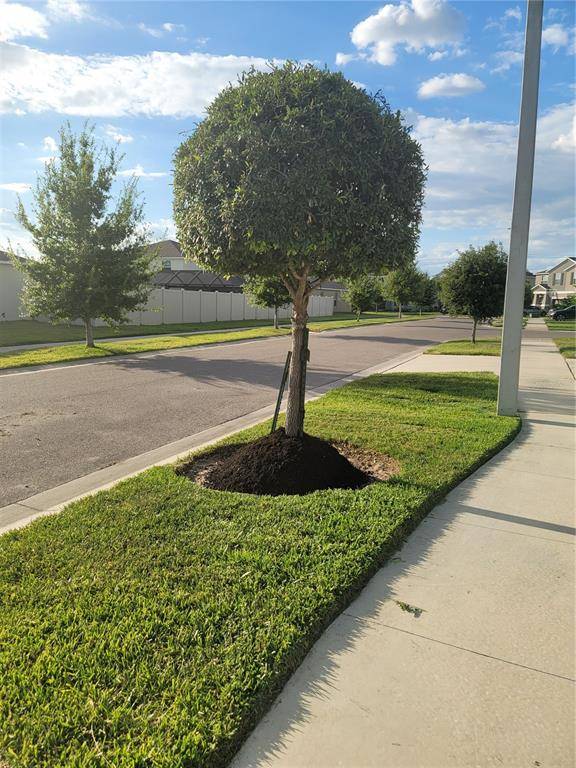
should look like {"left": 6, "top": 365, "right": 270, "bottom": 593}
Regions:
{"left": 425, "top": 339, "right": 501, "bottom": 356}
{"left": 0, "top": 313, "right": 438, "bottom": 347}
{"left": 0, "top": 318, "right": 280, "bottom": 347}
{"left": 553, "top": 337, "right": 575, "bottom": 358}
{"left": 546, "top": 319, "right": 576, "bottom": 332}
{"left": 307, "top": 311, "right": 437, "bottom": 332}
{"left": 0, "top": 327, "right": 290, "bottom": 370}
{"left": 0, "top": 372, "right": 519, "bottom": 768}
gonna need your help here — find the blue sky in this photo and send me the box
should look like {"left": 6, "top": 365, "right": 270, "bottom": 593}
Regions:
{"left": 1, "top": 0, "right": 574, "bottom": 274}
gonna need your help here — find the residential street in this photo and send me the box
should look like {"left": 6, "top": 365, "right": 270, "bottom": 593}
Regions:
{"left": 1, "top": 317, "right": 499, "bottom": 506}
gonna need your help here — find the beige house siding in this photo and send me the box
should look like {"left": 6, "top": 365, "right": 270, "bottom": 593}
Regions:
{"left": 532, "top": 258, "right": 576, "bottom": 308}
{"left": 0, "top": 261, "right": 25, "bottom": 321}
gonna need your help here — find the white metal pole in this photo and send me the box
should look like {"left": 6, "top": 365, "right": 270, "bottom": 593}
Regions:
{"left": 498, "top": 0, "right": 544, "bottom": 416}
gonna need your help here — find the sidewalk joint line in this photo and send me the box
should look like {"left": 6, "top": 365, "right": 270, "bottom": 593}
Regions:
{"left": 342, "top": 613, "right": 576, "bottom": 683}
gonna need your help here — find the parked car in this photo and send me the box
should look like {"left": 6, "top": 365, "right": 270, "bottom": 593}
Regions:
{"left": 549, "top": 304, "right": 576, "bottom": 321}
{"left": 524, "top": 306, "right": 546, "bottom": 317}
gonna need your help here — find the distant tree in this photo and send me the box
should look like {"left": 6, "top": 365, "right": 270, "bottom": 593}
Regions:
{"left": 174, "top": 62, "right": 425, "bottom": 437}
{"left": 524, "top": 280, "right": 533, "bottom": 308}
{"left": 414, "top": 272, "right": 438, "bottom": 312}
{"left": 381, "top": 262, "right": 422, "bottom": 318}
{"left": 439, "top": 241, "right": 508, "bottom": 342}
{"left": 13, "top": 124, "right": 154, "bottom": 347}
{"left": 344, "top": 276, "right": 381, "bottom": 320}
{"left": 558, "top": 295, "right": 576, "bottom": 309}
{"left": 244, "top": 275, "right": 291, "bottom": 329}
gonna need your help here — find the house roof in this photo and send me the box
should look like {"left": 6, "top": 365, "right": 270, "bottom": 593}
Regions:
{"left": 146, "top": 240, "right": 183, "bottom": 260}
{"left": 534, "top": 257, "right": 576, "bottom": 276}
{"left": 153, "top": 269, "right": 244, "bottom": 292}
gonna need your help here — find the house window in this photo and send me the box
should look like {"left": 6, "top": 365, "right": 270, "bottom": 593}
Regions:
{"left": 162, "top": 259, "right": 172, "bottom": 270}
{"left": 541, "top": 275, "right": 549, "bottom": 284}
{"left": 553, "top": 272, "right": 563, "bottom": 285}
{"left": 571, "top": 272, "right": 576, "bottom": 285}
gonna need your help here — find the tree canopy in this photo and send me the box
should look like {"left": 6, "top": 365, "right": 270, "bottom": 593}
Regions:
{"left": 344, "top": 276, "right": 381, "bottom": 319}
{"left": 173, "top": 62, "right": 426, "bottom": 436}
{"left": 243, "top": 275, "right": 290, "bottom": 328}
{"left": 381, "top": 263, "right": 424, "bottom": 317}
{"left": 439, "top": 241, "right": 508, "bottom": 342}
{"left": 14, "top": 124, "right": 154, "bottom": 346}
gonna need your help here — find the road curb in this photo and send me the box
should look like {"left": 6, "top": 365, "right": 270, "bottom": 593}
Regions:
{"left": 0, "top": 349, "right": 425, "bottom": 535}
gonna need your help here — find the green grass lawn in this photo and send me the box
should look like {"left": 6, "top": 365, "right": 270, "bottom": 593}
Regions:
{"left": 546, "top": 319, "right": 576, "bottom": 332}
{"left": 553, "top": 337, "right": 575, "bottom": 358}
{"left": 0, "top": 313, "right": 438, "bottom": 371}
{"left": 0, "top": 327, "right": 290, "bottom": 370}
{"left": 0, "top": 372, "right": 519, "bottom": 768}
{"left": 0, "top": 318, "right": 282, "bottom": 346}
{"left": 490, "top": 317, "right": 527, "bottom": 328}
{"left": 425, "top": 339, "right": 501, "bottom": 356}
{"left": 0, "top": 312, "right": 437, "bottom": 347}
{"left": 308, "top": 311, "right": 437, "bottom": 332}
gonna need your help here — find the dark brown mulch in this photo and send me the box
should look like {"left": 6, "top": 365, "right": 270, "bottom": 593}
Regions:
{"left": 177, "top": 428, "right": 399, "bottom": 496}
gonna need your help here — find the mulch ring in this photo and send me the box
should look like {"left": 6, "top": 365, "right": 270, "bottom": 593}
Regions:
{"left": 177, "top": 428, "right": 399, "bottom": 497}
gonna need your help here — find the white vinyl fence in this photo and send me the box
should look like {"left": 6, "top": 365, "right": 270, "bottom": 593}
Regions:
{"left": 86, "top": 289, "right": 334, "bottom": 327}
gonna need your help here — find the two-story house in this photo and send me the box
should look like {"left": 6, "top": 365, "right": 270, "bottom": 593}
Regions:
{"left": 532, "top": 257, "right": 576, "bottom": 309}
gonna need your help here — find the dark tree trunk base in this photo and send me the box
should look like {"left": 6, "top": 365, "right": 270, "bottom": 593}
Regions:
{"left": 178, "top": 429, "right": 399, "bottom": 496}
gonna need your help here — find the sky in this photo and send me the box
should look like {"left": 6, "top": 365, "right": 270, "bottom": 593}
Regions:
{"left": 0, "top": 0, "right": 574, "bottom": 275}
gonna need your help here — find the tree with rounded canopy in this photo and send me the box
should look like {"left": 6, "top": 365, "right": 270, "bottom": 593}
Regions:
{"left": 243, "top": 275, "right": 291, "bottom": 329}
{"left": 13, "top": 124, "right": 154, "bottom": 347}
{"left": 381, "top": 262, "right": 424, "bottom": 318}
{"left": 174, "top": 62, "right": 426, "bottom": 437}
{"left": 344, "top": 276, "right": 382, "bottom": 320}
{"left": 439, "top": 241, "right": 508, "bottom": 342}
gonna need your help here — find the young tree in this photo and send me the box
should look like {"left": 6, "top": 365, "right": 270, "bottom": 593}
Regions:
{"left": 14, "top": 124, "right": 154, "bottom": 347}
{"left": 174, "top": 63, "right": 425, "bottom": 437}
{"left": 344, "top": 276, "right": 381, "bottom": 320}
{"left": 439, "top": 242, "right": 508, "bottom": 342}
{"left": 244, "top": 275, "right": 291, "bottom": 329}
{"left": 417, "top": 272, "right": 438, "bottom": 312}
{"left": 381, "top": 263, "right": 422, "bottom": 318}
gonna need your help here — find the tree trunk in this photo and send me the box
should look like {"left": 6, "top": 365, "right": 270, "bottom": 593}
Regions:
{"left": 285, "top": 282, "right": 309, "bottom": 438}
{"left": 356, "top": 310, "right": 361, "bottom": 321}
{"left": 84, "top": 318, "right": 94, "bottom": 348}
{"left": 472, "top": 318, "right": 478, "bottom": 344}
{"left": 398, "top": 303, "right": 402, "bottom": 319}
{"left": 273, "top": 305, "right": 279, "bottom": 330}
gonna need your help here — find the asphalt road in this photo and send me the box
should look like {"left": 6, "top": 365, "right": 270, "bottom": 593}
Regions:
{"left": 0, "top": 316, "right": 501, "bottom": 507}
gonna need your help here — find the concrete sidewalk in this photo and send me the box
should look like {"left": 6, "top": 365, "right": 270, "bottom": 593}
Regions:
{"left": 233, "top": 332, "right": 575, "bottom": 767}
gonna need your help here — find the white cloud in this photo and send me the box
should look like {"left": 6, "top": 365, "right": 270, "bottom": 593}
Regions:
{"left": 0, "top": 182, "right": 31, "bottom": 193}
{"left": 138, "top": 22, "right": 163, "bottom": 38}
{"left": 42, "top": 136, "right": 57, "bottom": 152}
{"left": 418, "top": 72, "right": 485, "bottom": 99}
{"left": 542, "top": 24, "right": 573, "bottom": 52}
{"left": 104, "top": 124, "right": 134, "bottom": 144}
{"left": 350, "top": 0, "right": 465, "bottom": 66}
{"left": 504, "top": 6, "right": 522, "bottom": 22}
{"left": 138, "top": 21, "right": 185, "bottom": 38}
{"left": 428, "top": 50, "right": 448, "bottom": 61}
{"left": 162, "top": 23, "right": 185, "bottom": 33}
{"left": 148, "top": 218, "right": 177, "bottom": 240}
{"left": 411, "top": 101, "right": 575, "bottom": 271}
{"left": 46, "top": 0, "right": 90, "bottom": 21}
{"left": 118, "top": 164, "right": 167, "bottom": 179}
{"left": 0, "top": 1, "right": 49, "bottom": 42}
{"left": 491, "top": 50, "right": 523, "bottom": 73}
{"left": 335, "top": 52, "right": 358, "bottom": 66}
{"left": 0, "top": 43, "right": 278, "bottom": 117}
